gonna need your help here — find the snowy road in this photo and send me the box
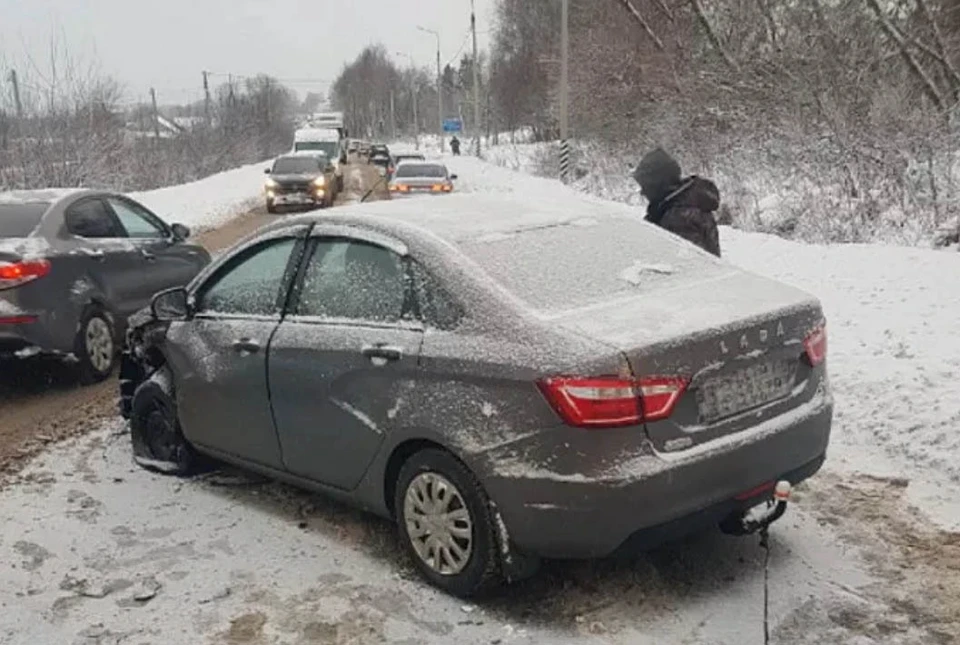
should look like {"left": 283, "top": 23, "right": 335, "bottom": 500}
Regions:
{"left": 1, "top": 153, "right": 957, "bottom": 644}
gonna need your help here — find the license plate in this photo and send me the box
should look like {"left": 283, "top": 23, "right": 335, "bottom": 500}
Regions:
{"left": 696, "top": 360, "right": 796, "bottom": 423}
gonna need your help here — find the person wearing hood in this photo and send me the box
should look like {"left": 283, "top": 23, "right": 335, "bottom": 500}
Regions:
{"left": 633, "top": 148, "right": 721, "bottom": 257}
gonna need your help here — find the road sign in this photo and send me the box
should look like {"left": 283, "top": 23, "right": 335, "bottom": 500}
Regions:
{"left": 442, "top": 118, "right": 463, "bottom": 133}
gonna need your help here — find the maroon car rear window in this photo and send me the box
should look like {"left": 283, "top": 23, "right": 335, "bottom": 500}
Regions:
{"left": 0, "top": 203, "right": 48, "bottom": 238}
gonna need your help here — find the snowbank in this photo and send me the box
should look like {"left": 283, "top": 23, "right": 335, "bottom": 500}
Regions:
{"left": 129, "top": 159, "right": 272, "bottom": 231}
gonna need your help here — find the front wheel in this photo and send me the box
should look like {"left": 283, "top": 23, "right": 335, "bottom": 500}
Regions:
{"left": 394, "top": 449, "right": 501, "bottom": 597}
{"left": 129, "top": 367, "right": 203, "bottom": 476}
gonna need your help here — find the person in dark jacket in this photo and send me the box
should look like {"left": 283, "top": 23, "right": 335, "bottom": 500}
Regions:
{"left": 450, "top": 136, "right": 461, "bottom": 156}
{"left": 633, "top": 148, "right": 721, "bottom": 257}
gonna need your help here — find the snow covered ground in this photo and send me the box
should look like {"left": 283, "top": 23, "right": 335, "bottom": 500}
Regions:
{"left": 129, "top": 159, "right": 273, "bottom": 231}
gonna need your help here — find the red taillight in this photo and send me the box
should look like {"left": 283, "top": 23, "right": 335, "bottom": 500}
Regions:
{"left": 638, "top": 376, "right": 689, "bottom": 421}
{"left": 803, "top": 322, "right": 827, "bottom": 367}
{"left": 0, "top": 315, "right": 37, "bottom": 324}
{"left": 537, "top": 375, "right": 688, "bottom": 428}
{"left": 0, "top": 259, "right": 51, "bottom": 290}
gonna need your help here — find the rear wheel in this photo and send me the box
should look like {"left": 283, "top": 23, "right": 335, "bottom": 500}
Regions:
{"left": 75, "top": 308, "right": 115, "bottom": 384}
{"left": 129, "top": 367, "right": 202, "bottom": 476}
{"left": 394, "top": 449, "right": 501, "bottom": 598}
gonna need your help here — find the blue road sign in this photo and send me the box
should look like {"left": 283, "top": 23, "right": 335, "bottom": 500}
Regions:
{"left": 442, "top": 118, "right": 463, "bottom": 133}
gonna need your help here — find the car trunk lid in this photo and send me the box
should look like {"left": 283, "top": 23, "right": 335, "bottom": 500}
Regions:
{"left": 542, "top": 269, "right": 824, "bottom": 452}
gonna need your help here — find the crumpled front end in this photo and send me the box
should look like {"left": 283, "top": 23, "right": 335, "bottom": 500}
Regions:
{"left": 118, "top": 306, "right": 170, "bottom": 419}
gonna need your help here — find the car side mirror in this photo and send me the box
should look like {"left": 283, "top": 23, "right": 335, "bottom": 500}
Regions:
{"left": 450, "top": 174, "right": 458, "bottom": 180}
{"left": 264, "top": 168, "right": 271, "bottom": 174}
{"left": 170, "top": 223, "right": 190, "bottom": 241}
{"left": 151, "top": 287, "right": 192, "bottom": 322}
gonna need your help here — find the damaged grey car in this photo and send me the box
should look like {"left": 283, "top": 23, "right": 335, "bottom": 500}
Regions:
{"left": 1, "top": 189, "right": 208, "bottom": 382}
{"left": 119, "top": 196, "right": 832, "bottom": 597}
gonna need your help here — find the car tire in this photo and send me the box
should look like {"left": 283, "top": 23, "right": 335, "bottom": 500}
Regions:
{"left": 394, "top": 449, "right": 501, "bottom": 598}
{"left": 129, "top": 366, "right": 203, "bottom": 476}
{"left": 75, "top": 307, "right": 116, "bottom": 384}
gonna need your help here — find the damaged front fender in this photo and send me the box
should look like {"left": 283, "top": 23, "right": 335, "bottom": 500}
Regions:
{"left": 118, "top": 306, "right": 171, "bottom": 419}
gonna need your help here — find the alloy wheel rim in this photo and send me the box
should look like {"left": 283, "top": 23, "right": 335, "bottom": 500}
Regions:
{"left": 403, "top": 472, "right": 473, "bottom": 576}
{"left": 85, "top": 317, "right": 113, "bottom": 373}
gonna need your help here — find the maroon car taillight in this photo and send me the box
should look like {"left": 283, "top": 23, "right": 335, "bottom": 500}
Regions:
{"left": 803, "top": 322, "right": 827, "bottom": 367}
{"left": 537, "top": 375, "right": 688, "bottom": 428}
{"left": 0, "top": 259, "right": 51, "bottom": 291}
{"left": 0, "top": 315, "right": 37, "bottom": 325}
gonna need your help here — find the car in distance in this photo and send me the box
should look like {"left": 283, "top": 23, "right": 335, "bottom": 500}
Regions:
{"left": 369, "top": 152, "right": 394, "bottom": 179}
{"left": 388, "top": 162, "right": 457, "bottom": 195}
{"left": 292, "top": 127, "right": 345, "bottom": 190}
{"left": 393, "top": 153, "right": 426, "bottom": 165}
{"left": 0, "top": 189, "right": 209, "bottom": 382}
{"left": 120, "top": 195, "right": 831, "bottom": 597}
{"left": 264, "top": 154, "right": 337, "bottom": 213}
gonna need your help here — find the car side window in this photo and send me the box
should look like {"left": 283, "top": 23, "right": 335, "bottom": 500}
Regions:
{"left": 412, "top": 261, "right": 463, "bottom": 330}
{"left": 65, "top": 199, "right": 123, "bottom": 239}
{"left": 197, "top": 238, "right": 297, "bottom": 316}
{"left": 107, "top": 198, "right": 167, "bottom": 239}
{"left": 295, "top": 238, "right": 409, "bottom": 323}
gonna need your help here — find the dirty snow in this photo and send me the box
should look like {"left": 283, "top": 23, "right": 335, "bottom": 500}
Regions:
{"left": 129, "top": 159, "right": 274, "bottom": 231}
{"left": 1, "top": 424, "right": 881, "bottom": 645}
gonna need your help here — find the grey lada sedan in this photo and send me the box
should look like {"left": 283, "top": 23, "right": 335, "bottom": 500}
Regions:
{"left": 120, "top": 194, "right": 832, "bottom": 597}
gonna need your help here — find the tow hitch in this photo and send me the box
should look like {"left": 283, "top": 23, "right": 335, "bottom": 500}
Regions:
{"left": 720, "top": 480, "right": 792, "bottom": 645}
{"left": 720, "top": 480, "right": 792, "bottom": 536}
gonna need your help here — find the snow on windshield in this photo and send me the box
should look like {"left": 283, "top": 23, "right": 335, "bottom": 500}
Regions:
{"left": 0, "top": 204, "right": 49, "bottom": 238}
{"left": 458, "top": 216, "right": 704, "bottom": 312}
{"left": 395, "top": 164, "right": 446, "bottom": 179}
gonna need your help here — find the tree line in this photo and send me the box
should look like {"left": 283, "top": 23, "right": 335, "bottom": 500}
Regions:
{"left": 0, "top": 55, "right": 299, "bottom": 192}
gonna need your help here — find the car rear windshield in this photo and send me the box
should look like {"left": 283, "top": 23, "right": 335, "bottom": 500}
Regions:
{"left": 0, "top": 203, "right": 49, "bottom": 238}
{"left": 273, "top": 157, "right": 321, "bottom": 174}
{"left": 395, "top": 164, "right": 446, "bottom": 178}
{"left": 458, "top": 217, "right": 702, "bottom": 312}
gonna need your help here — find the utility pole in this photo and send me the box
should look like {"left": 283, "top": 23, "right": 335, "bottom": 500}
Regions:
{"left": 389, "top": 89, "right": 396, "bottom": 141}
{"left": 419, "top": 26, "right": 443, "bottom": 153}
{"left": 9, "top": 70, "right": 23, "bottom": 119}
{"left": 202, "top": 70, "right": 211, "bottom": 127}
{"left": 150, "top": 87, "right": 161, "bottom": 143}
{"left": 471, "top": 0, "right": 481, "bottom": 157}
{"left": 559, "top": 0, "right": 570, "bottom": 183}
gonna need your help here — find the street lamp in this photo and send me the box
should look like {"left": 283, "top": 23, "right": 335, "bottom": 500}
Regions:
{"left": 417, "top": 25, "right": 444, "bottom": 154}
{"left": 395, "top": 52, "right": 421, "bottom": 150}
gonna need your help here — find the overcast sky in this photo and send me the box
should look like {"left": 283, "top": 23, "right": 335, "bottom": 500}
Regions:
{"left": 0, "top": 0, "right": 496, "bottom": 106}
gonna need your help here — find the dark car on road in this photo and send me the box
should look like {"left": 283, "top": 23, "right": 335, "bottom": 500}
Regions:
{"left": 264, "top": 154, "right": 338, "bottom": 213}
{"left": 0, "top": 189, "right": 209, "bottom": 382}
{"left": 120, "top": 195, "right": 831, "bottom": 597}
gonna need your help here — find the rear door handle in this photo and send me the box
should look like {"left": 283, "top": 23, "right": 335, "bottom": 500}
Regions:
{"left": 361, "top": 343, "right": 403, "bottom": 362}
{"left": 232, "top": 338, "right": 261, "bottom": 354}
{"left": 141, "top": 249, "right": 157, "bottom": 261}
